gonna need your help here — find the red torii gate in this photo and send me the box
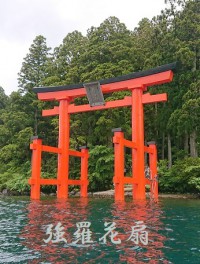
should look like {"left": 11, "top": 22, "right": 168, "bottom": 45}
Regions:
{"left": 29, "top": 63, "right": 176, "bottom": 200}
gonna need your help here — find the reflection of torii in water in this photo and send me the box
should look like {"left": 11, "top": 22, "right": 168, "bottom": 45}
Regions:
{"left": 20, "top": 199, "right": 169, "bottom": 263}
{"left": 29, "top": 62, "right": 176, "bottom": 201}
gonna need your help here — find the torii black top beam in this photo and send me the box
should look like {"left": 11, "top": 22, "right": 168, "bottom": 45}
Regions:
{"left": 33, "top": 62, "right": 176, "bottom": 94}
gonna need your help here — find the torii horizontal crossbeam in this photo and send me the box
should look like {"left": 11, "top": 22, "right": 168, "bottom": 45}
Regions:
{"left": 33, "top": 63, "right": 176, "bottom": 101}
{"left": 42, "top": 93, "right": 167, "bottom": 116}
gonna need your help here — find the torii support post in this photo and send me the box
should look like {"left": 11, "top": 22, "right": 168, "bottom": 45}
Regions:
{"left": 29, "top": 137, "right": 42, "bottom": 199}
{"left": 112, "top": 128, "right": 125, "bottom": 201}
{"left": 148, "top": 142, "right": 158, "bottom": 199}
{"left": 80, "top": 146, "right": 89, "bottom": 197}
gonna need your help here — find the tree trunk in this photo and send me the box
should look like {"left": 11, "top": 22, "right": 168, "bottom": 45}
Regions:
{"left": 192, "top": 45, "right": 197, "bottom": 72}
{"left": 167, "top": 134, "right": 172, "bottom": 168}
{"left": 184, "top": 132, "right": 189, "bottom": 157}
{"left": 155, "top": 103, "right": 159, "bottom": 138}
{"left": 189, "top": 46, "right": 198, "bottom": 158}
{"left": 34, "top": 108, "right": 38, "bottom": 136}
{"left": 190, "top": 130, "right": 198, "bottom": 157}
{"left": 162, "top": 132, "right": 165, "bottom": 160}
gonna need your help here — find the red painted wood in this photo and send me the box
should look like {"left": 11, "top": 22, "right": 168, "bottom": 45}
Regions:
{"left": 38, "top": 71, "right": 173, "bottom": 101}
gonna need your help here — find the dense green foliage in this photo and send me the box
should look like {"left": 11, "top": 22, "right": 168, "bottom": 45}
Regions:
{"left": 159, "top": 157, "right": 200, "bottom": 193}
{"left": 0, "top": 0, "right": 199, "bottom": 194}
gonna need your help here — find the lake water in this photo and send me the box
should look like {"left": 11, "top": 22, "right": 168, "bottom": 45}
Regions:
{"left": 0, "top": 196, "right": 200, "bottom": 264}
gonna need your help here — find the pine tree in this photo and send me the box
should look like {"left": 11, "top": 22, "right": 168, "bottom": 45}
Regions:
{"left": 18, "top": 35, "right": 51, "bottom": 93}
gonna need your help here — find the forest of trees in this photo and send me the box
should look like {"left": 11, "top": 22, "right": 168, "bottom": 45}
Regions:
{"left": 0, "top": 0, "right": 199, "bottom": 195}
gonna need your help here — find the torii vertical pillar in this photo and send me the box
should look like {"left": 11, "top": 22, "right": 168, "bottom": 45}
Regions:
{"left": 57, "top": 98, "right": 70, "bottom": 199}
{"left": 131, "top": 86, "right": 146, "bottom": 199}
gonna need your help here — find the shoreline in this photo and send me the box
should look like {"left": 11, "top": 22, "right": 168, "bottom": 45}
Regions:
{"left": 92, "top": 189, "right": 199, "bottom": 199}
{"left": 0, "top": 187, "right": 199, "bottom": 199}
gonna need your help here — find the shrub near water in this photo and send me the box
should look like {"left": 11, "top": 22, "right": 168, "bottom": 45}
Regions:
{"left": 159, "top": 158, "right": 200, "bottom": 194}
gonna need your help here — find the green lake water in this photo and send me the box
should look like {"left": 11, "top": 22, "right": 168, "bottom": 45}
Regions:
{"left": 0, "top": 196, "right": 200, "bottom": 263}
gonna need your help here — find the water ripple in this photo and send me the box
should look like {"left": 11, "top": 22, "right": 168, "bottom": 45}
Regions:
{"left": 0, "top": 197, "right": 200, "bottom": 263}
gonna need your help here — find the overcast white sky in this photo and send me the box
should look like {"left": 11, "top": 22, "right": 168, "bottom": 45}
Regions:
{"left": 0, "top": 0, "right": 167, "bottom": 95}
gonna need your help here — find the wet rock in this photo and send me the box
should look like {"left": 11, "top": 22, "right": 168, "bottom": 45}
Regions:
{"left": 2, "top": 189, "right": 8, "bottom": 195}
{"left": 74, "top": 191, "right": 80, "bottom": 197}
{"left": 49, "top": 193, "right": 56, "bottom": 196}
{"left": 93, "top": 190, "right": 114, "bottom": 197}
{"left": 70, "top": 190, "right": 77, "bottom": 196}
